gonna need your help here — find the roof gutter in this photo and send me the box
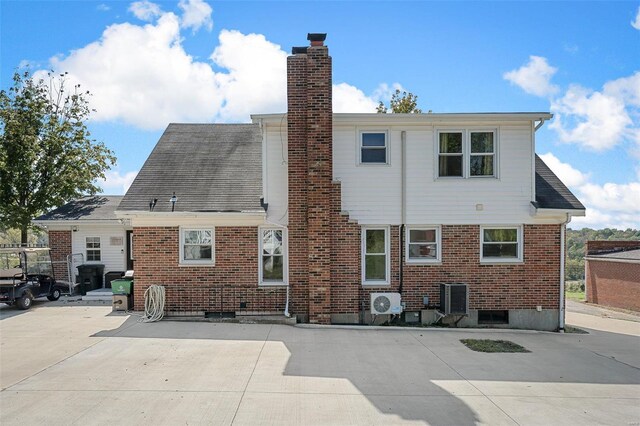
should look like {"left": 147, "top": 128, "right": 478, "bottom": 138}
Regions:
{"left": 584, "top": 256, "right": 640, "bottom": 265}
{"left": 534, "top": 115, "right": 552, "bottom": 132}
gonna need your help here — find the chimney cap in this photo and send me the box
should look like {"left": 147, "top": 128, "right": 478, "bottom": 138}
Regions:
{"left": 292, "top": 46, "right": 308, "bottom": 55}
{"left": 307, "top": 33, "right": 327, "bottom": 42}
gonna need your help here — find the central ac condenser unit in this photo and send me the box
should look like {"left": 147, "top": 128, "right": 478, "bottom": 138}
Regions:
{"left": 371, "top": 293, "right": 403, "bottom": 315}
{"left": 439, "top": 283, "right": 468, "bottom": 316}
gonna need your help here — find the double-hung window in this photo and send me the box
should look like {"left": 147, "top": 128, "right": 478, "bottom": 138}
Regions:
{"left": 180, "top": 228, "right": 214, "bottom": 265}
{"left": 470, "top": 131, "right": 495, "bottom": 176}
{"left": 259, "top": 227, "right": 287, "bottom": 285}
{"left": 86, "top": 237, "right": 101, "bottom": 261}
{"left": 406, "top": 227, "right": 441, "bottom": 263}
{"left": 438, "top": 132, "right": 464, "bottom": 177}
{"left": 360, "top": 131, "right": 388, "bottom": 164}
{"left": 438, "top": 130, "right": 497, "bottom": 178}
{"left": 362, "top": 226, "right": 390, "bottom": 285}
{"left": 481, "top": 226, "right": 522, "bottom": 262}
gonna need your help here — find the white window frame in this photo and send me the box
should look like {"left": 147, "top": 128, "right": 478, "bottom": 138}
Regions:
{"left": 179, "top": 227, "right": 215, "bottom": 266}
{"left": 480, "top": 225, "right": 523, "bottom": 263}
{"left": 358, "top": 130, "right": 389, "bottom": 165}
{"left": 258, "top": 226, "right": 288, "bottom": 286}
{"left": 361, "top": 225, "right": 390, "bottom": 286}
{"left": 436, "top": 128, "right": 498, "bottom": 179}
{"left": 405, "top": 226, "right": 441, "bottom": 264}
{"left": 437, "top": 130, "right": 465, "bottom": 178}
{"left": 85, "top": 236, "right": 101, "bottom": 262}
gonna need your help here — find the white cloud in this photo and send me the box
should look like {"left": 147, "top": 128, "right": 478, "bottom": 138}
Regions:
{"left": 178, "top": 0, "right": 213, "bottom": 32}
{"left": 549, "top": 72, "right": 640, "bottom": 151}
{"left": 129, "top": 1, "right": 162, "bottom": 22}
{"left": 38, "top": 13, "right": 223, "bottom": 129}
{"left": 333, "top": 83, "right": 379, "bottom": 113}
{"left": 503, "top": 56, "right": 559, "bottom": 97}
{"left": 98, "top": 170, "right": 139, "bottom": 194}
{"left": 539, "top": 153, "right": 640, "bottom": 229}
{"left": 211, "top": 30, "right": 287, "bottom": 120}
{"left": 97, "top": 4, "right": 110, "bottom": 12}
{"left": 36, "top": 10, "right": 396, "bottom": 129}
{"left": 632, "top": 6, "right": 640, "bottom": 30}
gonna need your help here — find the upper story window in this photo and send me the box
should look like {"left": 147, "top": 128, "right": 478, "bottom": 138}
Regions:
{"left": 438, "top": 130, "right": 497, "bottom": 178}
{"left": 470, "top": 132, "right": 495, "bottom": 176}
{"left": 86, "top": 237, "right": 101, "bottom": 261}
{"left": 406, "top": 226, "right": 441, "bottom": 263}
{"left": 438, "top": 132, "right": 463, "bottom": 177}
{"left": 480, "top": 226, "right": 522, "bottom": 263}
{"left": 360, "top": 131, "right": 388, "bottom": 164}
{"left": 180, "top": 227, "right": 214, "bottom": 265}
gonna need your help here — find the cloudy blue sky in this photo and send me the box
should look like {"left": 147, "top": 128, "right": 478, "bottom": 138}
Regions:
{"left": 2, "top": 0, "right": 639, "bottom": 229}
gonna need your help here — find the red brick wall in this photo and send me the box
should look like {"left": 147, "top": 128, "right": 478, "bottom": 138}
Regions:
{"left": 132, "top": 227, "right": 286, "bottom": 313}
{"left": 328, "top": 220, "right": 562, "bottom": 315}
{"left": 402, "top": 224, "right": 561, "bottom": 310}
{"left": 586, "top": 259, "right": 640, "bottom": 311}
{"left": 587, "top": 240, "right": 640, "bottom": 254}
{"left": 48, "top": 230, "right": 72, "bottom": 281}
{"left": 133, "top": 222, "right": 562, "bottom": 316}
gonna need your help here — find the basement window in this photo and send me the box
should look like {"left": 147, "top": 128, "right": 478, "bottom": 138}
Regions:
{"left": 478, "top": 310, "right": 509, "bottom": 325}
{"left": 179, "top": 227, "right": 214, "bottom": 265}
{"left": 360, "top": 131, "right": 388, "bottom": 164}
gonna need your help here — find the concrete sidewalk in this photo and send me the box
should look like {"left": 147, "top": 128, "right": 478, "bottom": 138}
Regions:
{"left": 1, "top": 304, "right": 639, "bottom": 425}
{"left": 566, "top": 300, "right": 640, "bottom": 337}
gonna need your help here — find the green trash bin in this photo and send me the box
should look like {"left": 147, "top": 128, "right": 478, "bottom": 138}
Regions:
{"left": 111, "top": 278, "right": 133, "bottom": 295}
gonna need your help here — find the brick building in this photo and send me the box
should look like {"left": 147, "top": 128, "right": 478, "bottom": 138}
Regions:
{"left": 40, "top": 34, "right": 586, "bottom": 330}
{"left": 585, "top": 241, "right": 640, "bottom": 312}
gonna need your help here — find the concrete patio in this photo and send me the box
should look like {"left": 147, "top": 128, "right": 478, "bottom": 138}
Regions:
{"left": 0, "top": 300, "right": 639, "bottom": 425}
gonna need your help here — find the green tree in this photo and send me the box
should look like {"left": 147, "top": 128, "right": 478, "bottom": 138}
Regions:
{"left": 376, "top": 89, "right": 423, "bottom": 113}
{"left": 0, "top": 70, "right": 115, "bottom": 245}
{"left": 565, "top": 227, "right": 640, "bottom": 281}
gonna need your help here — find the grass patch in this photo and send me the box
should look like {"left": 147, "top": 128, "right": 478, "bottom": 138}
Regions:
{"left": 460, "top": 339, "right": 530, "bottom": 353}
{"left": 564, "top": 326, "right": 589, "bottom": 334}
{"left": 565, "top": 290, "right": 586, "bottom": 301}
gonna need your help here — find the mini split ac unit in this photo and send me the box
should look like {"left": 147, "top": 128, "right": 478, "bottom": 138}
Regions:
{"left": 371, "top": 293, "right": 403, "bottom": 315}
{"left": 439, "top": 283, "right": 469, "bottom": 316}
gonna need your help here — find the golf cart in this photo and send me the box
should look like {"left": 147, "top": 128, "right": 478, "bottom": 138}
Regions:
{"left": 0, "top": 247, "right": 66, "bottom": 309}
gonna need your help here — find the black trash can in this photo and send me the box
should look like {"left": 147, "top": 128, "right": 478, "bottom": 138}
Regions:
{"left": 76, "top": 264, "right": 105, "bottom": 294}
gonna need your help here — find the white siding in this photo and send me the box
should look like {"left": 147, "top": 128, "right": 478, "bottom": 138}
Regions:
{"left": 333, "top": 126, "right": 402, "bottom": 223}
{"left": 262, "top": 118, "right": 550, "bottom": 226}
{"left": 264, "top": 126, "right": 288, "bottom": 225}
{"left": 71, "top": 225, "right": 127, "bottom": 273}
{"left": 405, "top": 124, "right": 535, "bottom": 224}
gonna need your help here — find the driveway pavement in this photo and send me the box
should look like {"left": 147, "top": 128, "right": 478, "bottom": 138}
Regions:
{"left": 1, "top": 301, "right": 639, "bottom": 425}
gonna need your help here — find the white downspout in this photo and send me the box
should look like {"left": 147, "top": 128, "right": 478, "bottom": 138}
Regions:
{"left": 399, "top": 131, "right": 406, "bottom": 296}
{"left": 559, "top": 213, "right": 571, "bottom": 331}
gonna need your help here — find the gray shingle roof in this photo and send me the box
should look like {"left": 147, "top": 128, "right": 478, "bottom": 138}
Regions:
{"left": 588, "top": 248, "right": 640, "bottom": 261}
{"left": 535, "top": 155, "right": 585, "bottom": 210}
{"left": 34, "top": 196, "right": 123, "bottom": 221}
{"left": 118, "top": 124, "right": 263, "bottom": 213}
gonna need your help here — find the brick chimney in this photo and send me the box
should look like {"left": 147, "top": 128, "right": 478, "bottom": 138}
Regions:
{"left": 287, "top": 33, "right": 333, "bottom": 324}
